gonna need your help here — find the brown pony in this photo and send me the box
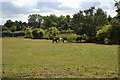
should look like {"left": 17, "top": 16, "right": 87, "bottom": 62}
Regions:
{"left": 52, "top": 37, "right": 64, "bottom": 43}
{"left": 76, "top": 37, "right": 82, "bottom": 42}
{"left": 52, "top": 38, "right": 59, "bottom": 43}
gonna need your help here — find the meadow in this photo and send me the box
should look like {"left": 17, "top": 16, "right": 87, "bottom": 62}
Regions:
{"left": 2, "top": 37, "right": 118, "bottom": 78}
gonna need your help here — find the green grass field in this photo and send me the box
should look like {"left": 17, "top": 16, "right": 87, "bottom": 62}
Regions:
{"left": 2, "top": 37, "right": 118, "bottom": 78}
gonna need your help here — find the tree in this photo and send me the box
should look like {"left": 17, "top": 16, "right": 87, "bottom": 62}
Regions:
{"left": 114, "top": 0, "right": 120, "bottom": 9}
{"left": 14, "top": 20, "right": 23, "bottom": 31}
{"left": 96, "top": 25, "right": 115, "bottom": 44}
{"left": 57, "top": 15, "right": 66, "bottom": 30}
{"left": 10, "top": 25, "right": 17, "bottom": 32}
{"left": 32, "top": 28, "right": 45, "bottom": 39}
{"left": 25, "top": 28, "right": 32, "bottom": 38}
{"left": 108, "top": 15, "right": 112, "bottom": 24}
{"left": 94, "top": 8, "right": 108, "bottom": 26}
{"left": 48, "top": 27, "right": 60, "bottom": 38}
{"left": 28, "top": 14, "right": 43, "bottom": 28}
{"left": 1, "top": 25, "right": 9, "bottom": 31}
{"left": 42, "top": 14, "right": 58, "bottom": 29}
{"left": 63, "top": 15, "right": 72, "bottom": 30}
{"left": 72, "top": 10, "right": 84, "bottom": 35}
{"left": 4, "top": 20, "right": 13, "bottom": 29}
{"left": 71, "top": 7, "right": 108, "bottom": 41}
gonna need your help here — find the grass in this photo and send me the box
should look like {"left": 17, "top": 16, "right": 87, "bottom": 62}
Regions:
{"left": 2, "top": 37, "right": 118, "bottom": 78}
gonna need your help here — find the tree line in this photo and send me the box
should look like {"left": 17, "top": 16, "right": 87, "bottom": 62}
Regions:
{"left": 1, "top": 7, "right": 120, "bottom": 44}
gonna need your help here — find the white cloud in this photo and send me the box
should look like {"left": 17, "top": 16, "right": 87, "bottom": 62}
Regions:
{"left": 37, "top": 6, "right": 73, "bottom": 17}
{"left": 57, "top": 0, "right": 116, "bottom": 9}
{"left": 32, "top": 9, "right": 41, "bottom": 12}
{"left": 2, "top": 14, "right": 28, "bottom": 23}
{"left": 58, "top": 0, "right": 86, "bottom": 9}
{"left": 95, "top": 0, "right": 117, "bottom": 17}
{"left": 11, "top": 0, "right": 37, "bottom": 9}
{"left": 1, "top": 0, "right": 118, "bottom": 25}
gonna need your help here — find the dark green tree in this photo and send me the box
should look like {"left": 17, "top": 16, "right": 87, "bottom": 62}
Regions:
{"left": 28, "top": 14, "right": 43, "bottom": 28}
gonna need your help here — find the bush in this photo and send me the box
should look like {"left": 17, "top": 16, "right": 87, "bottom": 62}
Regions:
{"left": 96, "top": 25, "right": 113, "bottom": 44}
{"left": 104, "top": 38, "right": 110, "bottom": 44}
{"left": 13, "top": 31, "right": 25, "bottom": 37}
{"left": 48, "top": 27, "right": 60, "bottom": 38}
{"left": 83, "top": 34, "right": 91, "bottom": 42}
{"left": 61, "top": 29, "right": 74, "bottom": 34}
{"left": 32, "top": 28, "right": 45, "bottom": 39}
{"left": 66, "top": 29, "right": 74, "bottom": 33}
{"left": 2, "top": 31, "right": 12, "bottom": 37}
{"left": 25, "top": 28, "right": 33, "bottom": 38}
{"left": 43, "top": 34, "right": 50, "bottom": 40}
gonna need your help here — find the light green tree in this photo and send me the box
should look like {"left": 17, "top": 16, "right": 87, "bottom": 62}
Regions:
{"left": 48, "top": 27, "right": 60, "bottom": 38}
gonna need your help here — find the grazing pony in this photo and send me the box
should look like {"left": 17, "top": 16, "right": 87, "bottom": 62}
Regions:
{"left": 52, "top": 38, "right": 59, "bottom": 43}
{"left": 58, "top": 37, "right": 64, "bottom": 43}
{"left": 76, "top": 37, "right": 82, "bottom": 42}
{"left": 52, "top": 37, "right": 64, "bottom": 43}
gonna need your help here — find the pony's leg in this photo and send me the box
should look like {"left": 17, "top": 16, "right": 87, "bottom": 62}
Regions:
{"left": 52, "top": 40, "right": 54, "bottom": 43}
{"left": 56, "top": 40, "right": 58, "bottom": 43}
{"left": 63, "top": 40, "right": 64, "bottom": 43}
{"left": 58, "top": 39, "right": 60, "bottom": 42}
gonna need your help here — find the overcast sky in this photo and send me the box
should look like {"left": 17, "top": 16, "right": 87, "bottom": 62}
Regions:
{"left": 1, "top": 0, "right": 119, "bottom": 25}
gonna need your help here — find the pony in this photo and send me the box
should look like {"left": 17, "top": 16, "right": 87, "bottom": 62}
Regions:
{"left": 58, "top": 37, "right": 64, "bottom": 43}
{"left": 52, "top": 38, "right": 59, "bottom": 43}
{"left": 52, "top": 37, "right": 64, "bottom": 43}
{"left": 76, "top": 37, "right": 82, "bottom": 42}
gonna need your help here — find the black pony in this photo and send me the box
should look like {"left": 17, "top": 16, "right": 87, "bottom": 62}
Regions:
{"left": 76, "top": 37, "right": 82, "bottom": 42}
{"left": 52, "top": 38, "right": 59, "bottom": 43}
{"left": 52, "top": 37, "right": 64, "bottom": 43}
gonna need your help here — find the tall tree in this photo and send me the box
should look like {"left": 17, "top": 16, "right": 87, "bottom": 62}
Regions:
{"left": 28, "top": 14, "right": 42, "bottom": 28}
{"left": 4, "top": 20, "right": 13, "bottom": 29}
{"left": 42, "top": 14, "right": 58, "bottom": 29}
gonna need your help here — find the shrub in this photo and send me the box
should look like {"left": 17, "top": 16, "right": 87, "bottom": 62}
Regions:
{"left": 66, "top": 29, "right": 74, "bottom": 33}
{"left": 96, "top": 25, "right": 112, "bottom": 44}
{"left": 43, "top": 34, "right": 50, "bottom": 40}
{"left": 104, "top": 38, "right": 110, "bottom": 44}
{"left": 48, "top": 27, "right": 60, "bottom": 38}
{"left": 61, "top": 29, "right": 74, "bottom": 34}
{"left": 2, "top": 31, "right": 12, "bottom": 37}
{"left": 32, "top": 28, "right": 45, "bottom": 39}
{"left": 13, "top": 31, "right": 25, "bottom": 37}
{"left": 83, "top": 34, "right": 90, "bottom": 42}
{"left": 25, "top": 28, "right": 33, "bottom": 38}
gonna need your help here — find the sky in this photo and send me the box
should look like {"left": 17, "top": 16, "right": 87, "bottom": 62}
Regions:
{"left": 1, "top": 0, "right": 119, "bottom": 25}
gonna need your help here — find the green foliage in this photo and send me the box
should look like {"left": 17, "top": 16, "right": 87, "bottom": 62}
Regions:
{"left": 13, "top": 31, "right": 25, "bottom": 37}
{"left": 25, "top": 28, "right": 33, "bottom": 38}
{"left": 2, "top": 30, "right": 12, "bottom": 37}
{"left": 83, "top": 34, "right": 91, "bottom": 42}
{"left": 28, "top": 14, "right": 42, "bottom": 28}
{"left": 32, "top": 28, "right": 45, "bottom": 39}
{"left": 10, "top": 25, "right": 17, "bottom": 32}
{"left": 3, "top": 7, "right": 118, "bottom": 44}
{"left": 4, "top": 20, "right": 13, "bottom": 28}
{"left": 4, "top": 20, "right": 27, "bottom": 32}
{"left": 114, "top": 0, "right": 120, "bottom": 9}
{"left": 48, "top": 27, "right": 60, "bottom": 38}
{"left": 1, "top": 25, "right": 10, "bottom": 31}
{"left": 72, "top": 7, "right": 108, "bottom": 40}
{"left": 66, "top": 29, "right": 74, "bottom": 33}
{"left": 96, "top": 25, "right": 112, "bottom": 44}
{"left": 61, "top": 28, "right": 74, "bottom": 33}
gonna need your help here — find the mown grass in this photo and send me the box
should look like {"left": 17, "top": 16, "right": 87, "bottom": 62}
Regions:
{"left": 2, "top": 37, "right": 118, "bottom": 78}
